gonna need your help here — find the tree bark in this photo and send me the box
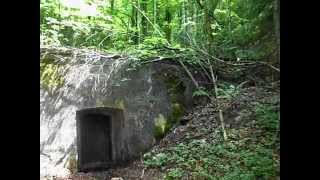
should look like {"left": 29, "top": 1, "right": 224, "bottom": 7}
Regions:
{"left": 164, "top": 1, "right": 172, "bottom": 42}
{"left": 140, "top": 0, "right": 148, "bottom": 38}
{"left": 110, "top": 0, "right": 115, "bottom": 15}
{"left": 131, "top": 0, "right": 139, "bottom": 44}
{"left": 274, "top": 0, "right": 280, "bottom": 64}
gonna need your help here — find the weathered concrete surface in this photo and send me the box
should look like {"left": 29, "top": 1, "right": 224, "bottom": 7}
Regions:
{"left": 40, "top": 47, "right": 195, "bottom": 178}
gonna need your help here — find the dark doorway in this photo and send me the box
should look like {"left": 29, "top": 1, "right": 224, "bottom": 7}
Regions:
{"left": 77, "top": 108, "right": 114, "bottom": 172}
{"left": 81, "top": 113, "right": 112, "bottom": 166}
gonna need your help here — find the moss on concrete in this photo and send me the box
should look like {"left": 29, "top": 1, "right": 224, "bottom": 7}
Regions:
{"left": 153, "top": 72, "right": 187, "bottom": 139}
{"left": 66, "top": 150, "right": 77, "bottom": 175}
{"left": 169, "top": 103, "right": 184, "bottom": 124}
{"left": 96, "top": 98, "right": 126, "bottom": 110}
{"left": 40, "top": 62, "right": 66, "bottom": 93}
{"left": 154, "top": 114, "right": 170, "bottom": 139}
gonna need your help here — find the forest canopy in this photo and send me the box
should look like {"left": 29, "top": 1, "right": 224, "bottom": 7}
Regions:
{"left": 40, "top": 0, "right": 279, "bottom": 62}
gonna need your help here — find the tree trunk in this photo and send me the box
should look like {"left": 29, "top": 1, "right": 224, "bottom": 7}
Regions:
{"left": 131, "top": 0, "right": 139, "bottom": 44}
{"left": 110, "top": 0, "right": 115, "bottom": 15}
{"left": 204, "top": 6, "right": 214, "bottom": 54}
{"left": 140, "top": 0, "right": 148, "bottom": 38}
{"left": 274, "top": 0, "right": 280, "bottom": 64}
{"left": 153, "top": 0, "right": 157, "bottom": 25}
{"left": 164, "top": 2, "right": 172, "bottom": 42}
{"left": 198, "top": 0, "right": 220, "bottom": 54}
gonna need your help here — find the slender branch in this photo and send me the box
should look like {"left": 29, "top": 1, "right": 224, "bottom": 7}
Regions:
{"left": 178, "top": 59, "right": 199, "bottom": 88}
{"left": 208, "top": 59, "right": 228, "bottom": 141}
{"left": 256, "top": 61, "right": 280, "bottom": 72}
{"left": 194, "top": 47, "right": 280, "bottom": 72}
{"left": 131, "top": 3, "right": 164, "bottom": 38}
{"left": 219, "top": 109, "right": 228, "bottom": 141}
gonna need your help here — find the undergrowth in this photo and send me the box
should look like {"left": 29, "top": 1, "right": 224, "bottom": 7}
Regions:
{"left": 143, "top": 103, "right": 280, "bottom": 179}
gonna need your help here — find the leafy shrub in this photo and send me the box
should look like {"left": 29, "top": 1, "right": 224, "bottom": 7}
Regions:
{"left": 165, "top": 168, "right": 184, "bottom": 180}
{"left": 255, "top": 104, "right": 279, "bottom": 131}
{"left": 144, "top": 124, "right": 279, "bottom": 179}
{"left": 143, "top": 152, "right": 169, "bottom": 167}
{"left": 240, "top": 147, "right": 277, "bottom": 178}
{"left": 193, "top": 87, "right": 210, "bottom": 98}
{"left": 142, "top": 37, "right": 169, "bottom": 49}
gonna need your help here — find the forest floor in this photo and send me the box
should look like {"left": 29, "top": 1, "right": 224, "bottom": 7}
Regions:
{"left": 62, "top": 83, "right": 280, "bottom": 180}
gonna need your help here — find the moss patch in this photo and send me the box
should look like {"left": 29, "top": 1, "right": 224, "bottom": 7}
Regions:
{"left": 153, "top": 71, "right": 187, "bottom": 139}
{"left": 154, "top": 114, "right": 170, "bottom": 139}
{"left": 168, "top": 103, "right": 184, "bottom": 124}
{"left": 96, "top": 98, "right": 126, "bottom": 110}
{"left": 66, "top": 150, "right": 77, "bottom": 175}
{"left": 40, "top": 62, "right": 66, "bottom": 93}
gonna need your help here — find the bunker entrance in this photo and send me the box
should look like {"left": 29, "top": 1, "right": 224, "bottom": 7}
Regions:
{"left": 76, "top": 107, "right": 124, "bottom": 172}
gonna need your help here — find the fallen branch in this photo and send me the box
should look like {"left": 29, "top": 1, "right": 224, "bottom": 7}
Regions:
{"left": 219, "top": 109, "right": 228, "bottom": 141}
{"left": 140, "top": 167, "right": 146, "bottom": 179}
{"left": 256, "top": 61, "right": 280, "bottom": 72}
{"left": 194, "top": 48, "right": 280, "bottom": 72}
{"left": 208, "top": 60, "right": 228, "bottom": 141}
{"left": 141, "top": 56, "right": 173, "bottom": 64}
{"left": 178, "top": 59, "right": 200, "bottom": 89}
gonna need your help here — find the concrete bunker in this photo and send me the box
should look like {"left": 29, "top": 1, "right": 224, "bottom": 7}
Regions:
{"left": 76, "top": 107, "right": 125, "bottom": 172}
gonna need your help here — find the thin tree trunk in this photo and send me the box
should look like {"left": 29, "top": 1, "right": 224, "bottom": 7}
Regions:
{"left": 140, "top": 0, "right": 148, "bottom": 38}
{"left": 110, "top": 0, "right": 115, "bottom": 15}
{"left": 131, "top": 0, "right": 139, "bottom": 44}
{"left": 153, "top": 0, "right": 157, "bottom": 25}
{"left": 198, "top": 0, "right": 220, "bottom": 54}
{"left": 164, "top": 2, "right": 172, "bottom": 42}
{"left": 204, "top": 6, "right": 214, "bottom": 54}
{"left": 137, "top": 0, "right": 141, "bottom": 44}
{"left": 274, "top": 0, "right": 280, "bottom": 64}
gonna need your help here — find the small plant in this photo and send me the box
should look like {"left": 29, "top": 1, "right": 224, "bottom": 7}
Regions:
{"left": 144, "top": 120, "right": 279, "bottom": 179}
{"left": 193, "top": 87, "right": 210, "bottom": 98}
{"left": 142, "top": 37, "right": 169, "bottom": 49}
{"left": 165, "top": 168, "right": 184, "bottom": 180}
{"left": 240, "top": 147, "right": 277, "bottom": 178}
{"left": 217, "top": 82, "right": 245, "bottom": 99}
{"left": 143, "top": 152, "right": 169, "bottom": 167}
{"left": 255, "top": 104, "right": 279, "bottom": 131}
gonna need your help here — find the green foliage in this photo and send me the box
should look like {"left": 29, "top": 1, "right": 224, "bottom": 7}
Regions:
{"left": 142, "top": 37, "right": 169, "bottom": 49}
{"left": 255, "top": 104, "right": 279, "bottom": 131}
{"left": 143, "top": 152, "right": 169, "bottom": 167}
{"left": 144, "top": 102, "right": 280, "bottom": 179}
{"left": 193, "top": 87, "right": 210, "bottom": 98}
{"left": 165, "top": 168, "right": 184, "bottom": 180}
{"left": 144, "top": 138, "right": 278, "bottom": 179}
{"left": 240, "top": 147, "right": 277, "bottom": 178}
{"left": 40, "top": 0, "right": 278, "bottom": 62}
{"left": 217, "top": 82, "right": 247, "bottom": 99}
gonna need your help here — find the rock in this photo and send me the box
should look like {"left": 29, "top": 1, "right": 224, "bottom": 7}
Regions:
{"left": 40, "top": 47, "right": 196, "bottom": 177}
